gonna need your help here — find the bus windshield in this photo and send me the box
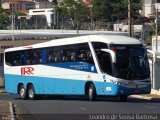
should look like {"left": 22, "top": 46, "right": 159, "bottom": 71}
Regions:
{"left": 110, "top": 44, "right": 150, "bottom": 80}
{"left": 92, "top": 42, "right": 150, "bottom": 80}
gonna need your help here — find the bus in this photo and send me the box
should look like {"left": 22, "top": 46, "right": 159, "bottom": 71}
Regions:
{"left": 4, "top": 35, "right": 151, "bottom": 101}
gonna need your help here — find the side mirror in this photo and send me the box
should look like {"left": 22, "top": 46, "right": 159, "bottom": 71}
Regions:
{"left": 101, "top": 49, "right": 116, "bottom": 63}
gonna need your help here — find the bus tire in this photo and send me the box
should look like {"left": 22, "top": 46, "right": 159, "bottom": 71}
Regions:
{"left": 19, "top": 85, "right": 27, "bottom": 100}
{"left": 119, "top": 95, "right": 128, "bottom": 102}
{"left": 28, "top": 85, "right": 36, "bottom": 100}
{"left": 88, "top": 84, "right": 97, "bottom": 101}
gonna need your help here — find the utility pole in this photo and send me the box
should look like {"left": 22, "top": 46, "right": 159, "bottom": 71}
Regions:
{"left": 11, "top": 0, "right": 15, "bottom": 41}
{"left": 128, "top": 0, "right": 132, "bottom": 37}
{"left": 155, "top": 8, "right": 158, "bottom": 53}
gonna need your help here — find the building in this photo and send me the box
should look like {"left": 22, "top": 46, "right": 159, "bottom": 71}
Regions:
{"left": 35, "top": 1, "right": 52, "bottom": 9}
{"left": 152, "top": 36, "right": 160, "bottom": 53}
{"left": 141, "top": 0, "right": 158, "bottom": 18}
{"left": 1, "top": 0, "right": 58, "bottom": 28}
{"left": 2, "top": 0, "right": 35, "bottom": 13}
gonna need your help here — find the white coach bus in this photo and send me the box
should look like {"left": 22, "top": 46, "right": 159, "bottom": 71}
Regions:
{"left": 4, "top": 35, "right": 151, "bottom": 101}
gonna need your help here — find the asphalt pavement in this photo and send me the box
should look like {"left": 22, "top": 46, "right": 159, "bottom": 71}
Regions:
{"left": 1, "top": 87, "right": 160, "bottom": 120}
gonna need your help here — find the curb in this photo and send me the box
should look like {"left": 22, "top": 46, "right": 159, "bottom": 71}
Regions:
{"left": 9, "top": 102, "right": 15, "bottom": 120}
{"left": 0, "top": 90, "right": 6, "bottom": 94}
{"left": 130, "top": 95, "right": 152, "bottom": 100}
{"left": 151, "top": 89, "right": 160, "bottom": 95}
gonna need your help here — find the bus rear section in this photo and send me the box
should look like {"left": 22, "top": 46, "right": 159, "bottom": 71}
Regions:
{"left": 4, "top": 42, "right": 100, "bottom": 100}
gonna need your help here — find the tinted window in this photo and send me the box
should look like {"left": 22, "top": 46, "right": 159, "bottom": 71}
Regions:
{"left": 48, "top": 48, "right": 61, "bottom": 63}
{"left": 13, "top": 53, "right": 21, "bottom": 66}
{"left": 5, "top": 52, "right": 14, "bottom": 66}
{"left": 77, "top": 43, "right": 94, "bottom": 65}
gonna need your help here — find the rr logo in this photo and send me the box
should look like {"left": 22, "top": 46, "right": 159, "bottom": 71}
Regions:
{"left": 21, "top": 67, "right": 34, "bottom": 75}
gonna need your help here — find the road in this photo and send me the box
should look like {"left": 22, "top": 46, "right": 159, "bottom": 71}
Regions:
{"left": 1, "top": 94, "right": 160, "bottom": 120}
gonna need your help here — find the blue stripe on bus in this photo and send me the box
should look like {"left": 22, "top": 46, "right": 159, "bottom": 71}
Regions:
{"left": 4, "top": 74, "right": 151, "bottom": 96}
{"left": 45, "top": 62, "right": 97, "bottom": 73}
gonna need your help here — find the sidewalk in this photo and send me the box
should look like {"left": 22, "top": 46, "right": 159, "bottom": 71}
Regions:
{"left": 0, "top": 102, "right": 14, "bottom": 120}
{"left": 130, "top": 89, "right": 160, "bottom": 101}
{"left": 0, "top": 87, "right": 14, "bottom": 120}
{"left": 0, "top": 86, "right": 6, "bottom": 94}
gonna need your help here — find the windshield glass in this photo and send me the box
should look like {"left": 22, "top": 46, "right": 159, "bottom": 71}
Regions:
{"left": 111, "top": 44, "right": 150, "bottom": 80}
{"left": 92, "top": 42, "right": 150, "bottom": 80}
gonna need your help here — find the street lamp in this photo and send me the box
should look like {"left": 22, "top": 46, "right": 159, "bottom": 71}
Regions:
{"left": 155, "top": 7, "right": 159, "bottom": 53}
{"left": 74, "top": 0, "right": 79, "bottom": 36}
{"left": 88, "top": 4, "right": 93, "bottom": 30}
{"left": 10, "top": 0, "right": 15, "bottom": 40}
{"left": 128, "top": 0, "right": 132, "bottom": 37}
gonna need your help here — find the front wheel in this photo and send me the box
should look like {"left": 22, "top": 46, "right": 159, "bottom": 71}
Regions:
{"left": 119, "top": 95, "right": 128, "bottom": 102}
{"left": 88, "top": 84, "right": 97, "bottom": 101}
{"left": 28, "top": 85, "right": 36, "bottom": 100}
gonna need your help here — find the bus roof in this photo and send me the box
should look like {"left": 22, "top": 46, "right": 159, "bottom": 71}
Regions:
{"left": 5, "top": 35, "right": 141, "bottom": 52}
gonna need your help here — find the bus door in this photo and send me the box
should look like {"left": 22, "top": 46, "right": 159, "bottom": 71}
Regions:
{"left": 98, "top": 49, "right": 116, "bottom": 94}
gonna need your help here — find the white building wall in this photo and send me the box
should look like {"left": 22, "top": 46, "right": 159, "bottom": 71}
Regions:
{"left": 35, "top": 2, "right": 52, "bottom": 9}
{"left": 29, "top": 8, "right": 55, "bottom": 27}
{"left": 141, "top": 0, "right": 157, "bottom": 17}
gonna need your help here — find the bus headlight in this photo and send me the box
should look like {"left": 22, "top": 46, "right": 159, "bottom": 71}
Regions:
{"left": 115, "top": 81, "right": 121, "bottom": 85}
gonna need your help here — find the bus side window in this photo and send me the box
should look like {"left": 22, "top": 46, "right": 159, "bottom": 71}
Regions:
{"left": 13, "top": 53, "right": 21, "bottom": 66}
{"left": 77, "top": 44, "right": 94, "bottom": 65}
{"left": 48, "top": 49, "right": 55, "bottom": 63}
{"left": 5, "top": 52, "right": 14, "bottom": 66}
{"left": 48, "top": 48, "right": 61, "bottom": 63}
{"left": 97, "top": 51, "right": 112, "bottom": 75}
{"left": 21, "top": 52, "right": 25, "bottom": 65}
{"left": 36, "top": 50, "right": 42, "bottom": 64}
{"left": 27, "top": 51, "right": 35, "bottom": 65}
{"left": 65, "top": 48, "right": 76, "bottom": 62}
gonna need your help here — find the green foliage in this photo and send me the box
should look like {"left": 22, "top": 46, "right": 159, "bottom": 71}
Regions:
{"left": 91, "top": 0, "right": 141, "bottom": 22}
{"left": 56, "top": 0, "right": 88, "bottom": 17}
{"left": 0, "top": 7, "right": 9, "bottom": 29}
{"left": 13, "top": 12, "right": 26, "bottom": 17}
{"left": 55, "top": 0, "right": 89, "bottom": 29}
{"left": 56, "top": 0, "right": 142, "bottom": 30}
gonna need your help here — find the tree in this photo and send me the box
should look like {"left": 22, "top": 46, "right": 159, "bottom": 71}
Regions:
{"left": 91, "top": 0, "right": 141, "bottom": 22}
{"left": 0, "top": 7, "right": 9, "bottom": 29}
{"left": 55, "top": 0, "right": 89, "bottom": 29}
{"left": 56, "top": 0, "right": 142, "bottom": 30}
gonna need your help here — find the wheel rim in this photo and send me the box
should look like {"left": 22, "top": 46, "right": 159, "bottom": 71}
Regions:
{"left": 89, "top": 87, "right": 93, "bottom": 98}
{"left": 20, "top": 88, "right": 25, "bottom": 98}
{"left": 29, "top": 88, "right": 34, "bottom": 99}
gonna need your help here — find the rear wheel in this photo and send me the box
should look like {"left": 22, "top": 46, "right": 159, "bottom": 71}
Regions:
{"left": 19, "top": 85, "right": 27, "bottom": 100}
{"left": 88, "top": 84, "right": 97, "bottom": 101}
{"left": 28, "top": 85, "right": 36, "bottom": 100}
